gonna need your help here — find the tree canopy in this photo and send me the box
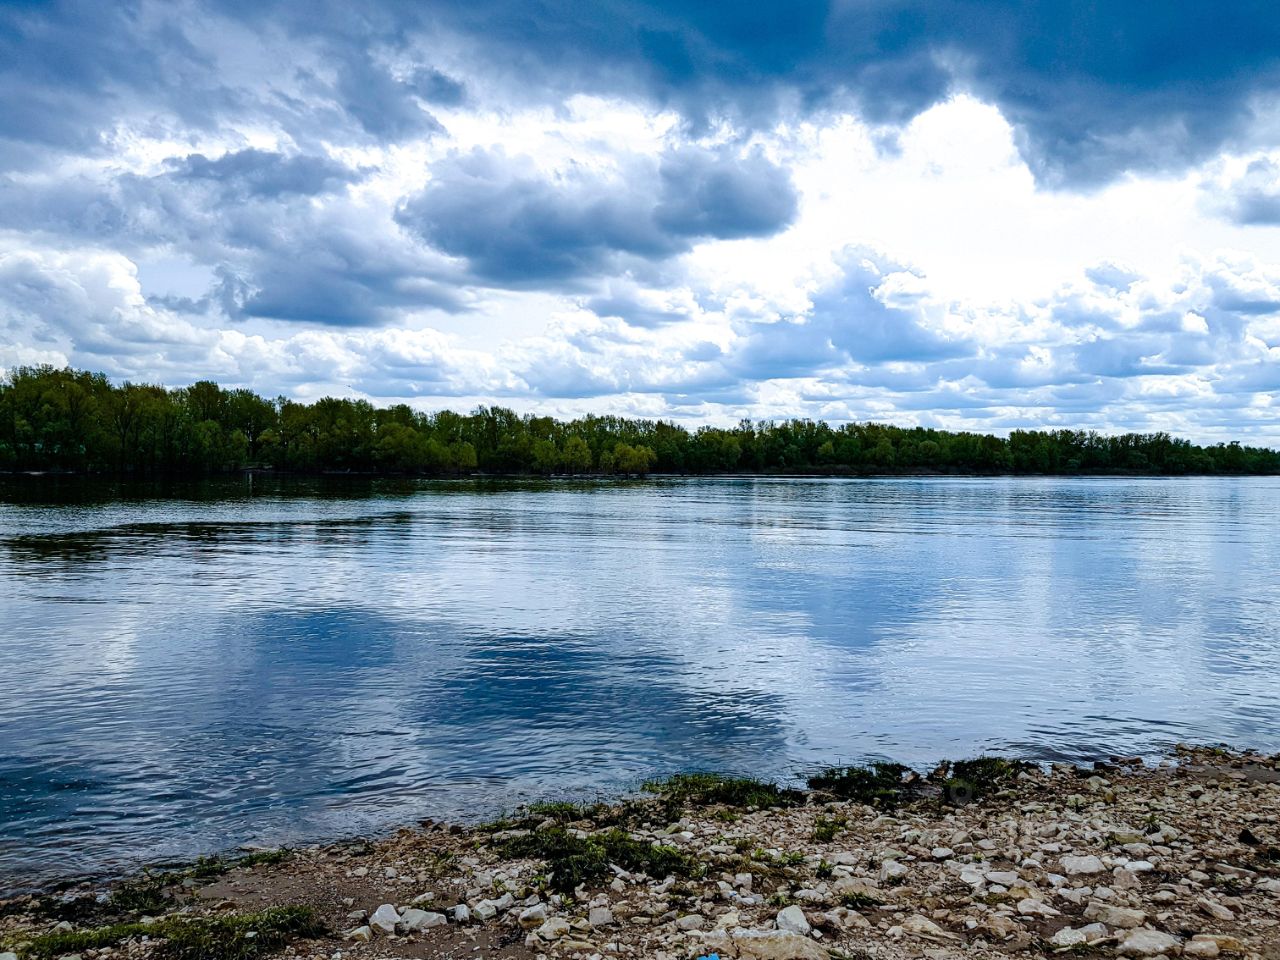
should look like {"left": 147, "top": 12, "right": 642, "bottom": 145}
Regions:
{"left": 2, "top": 365, "right": 1278, "bottom": 477}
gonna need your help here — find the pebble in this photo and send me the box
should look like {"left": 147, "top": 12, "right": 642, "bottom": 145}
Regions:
{"left": 1060, "top": 854, "right": 1106, "bottom": 875}
{"left": 367, "top": 903, "right": 400, "bottom": 935}
{"left": 775, "top": 904, "right": 810, "bottom": 934}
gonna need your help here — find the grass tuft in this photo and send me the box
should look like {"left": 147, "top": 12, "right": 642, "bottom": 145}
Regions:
{"left": 641, "top": 773, "right": 803, "bottom": 809}
{"left": 497, "top": 827, "right": 695, "bottom": 893}
{"left": 939, "top": 756, "right": 1033, "bottom": 804}
{"left": 107, "top": 872, "right": 171, "bottom": 914}
{"left": 187, "top": 849, "right": 293, "bottom": 881}
{"left": 16, "top": 906, "right": 322, "bottom": 960}
{"left": 807, "top": 762, "right": 910, "bottom": 806}
{"left": 812, "top": 813, "right": 847, "bottom": 843}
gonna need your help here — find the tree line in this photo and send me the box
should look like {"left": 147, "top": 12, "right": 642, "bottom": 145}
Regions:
{"left": 2, "top": 365, "right": 1278, "bottom": 477}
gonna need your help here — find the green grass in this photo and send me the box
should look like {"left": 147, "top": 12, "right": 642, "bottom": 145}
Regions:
{"left": 840, "top": 890, "right": 883, "bottom": 909}
{"left": 807, "top": 762, "right": 910, "bottom": 806}
{"left": 186, "top": 849, "right": 293, "bottom": 881}
{"left": 641, "top": 772, "right": 804, "bottom": 809}
{"left": 496, "top": 827, "right": 695, "bottom": 893}
{"left": 939, "top": 757, "right": 1033, "bottom": 804}
{"left": 107, "top": 872, "right": 172, "bottom": 914}
{"left": 156, "top": 906, "right": 323, "bottom": 960}
{"left": 812, "top": 814, "right": 847, "bottom": 842}
{"left": 15, "top": 906, "right": 322, "bottom": 960}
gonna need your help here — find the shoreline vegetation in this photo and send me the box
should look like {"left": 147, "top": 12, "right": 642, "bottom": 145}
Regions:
{"left": 4, "top": 366, "right": 1280, "bottom": 480}
{"left": 3, "top": 746, "right": 1278, "bottom": 960}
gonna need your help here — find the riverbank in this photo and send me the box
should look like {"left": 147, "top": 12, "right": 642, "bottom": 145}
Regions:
{"left": 2, "top": 746, "right": 1278, "bottom": 960}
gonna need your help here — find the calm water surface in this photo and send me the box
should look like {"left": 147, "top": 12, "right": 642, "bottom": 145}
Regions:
{"left": 2, "top": 476, "right": 1279, "bottom": 889}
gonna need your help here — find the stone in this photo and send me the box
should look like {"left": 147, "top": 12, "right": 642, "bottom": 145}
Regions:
{"left": 980, "top": 914, "right": 1018, "bottom": 939}
{"left": 518, "top": 903, "right": 548, "bottom": 929}
{"left": 901, "top": 914, "right": 956, "bottom": 940}
{"left": 1117, "top": 928, "right": 1181, "bottom": 956}
{"left": 1050, "top": 927, "right": 1090, "bottom": 948}
{"left": 472, "top": 900, "right": 498, "bottom": 921}
{"left": 1017, "top": 898, "right": 1060, "bottom": 917}
{"left": 880, "top": 859, "right": 909, "bottom": 883}
{"left": 698, "top": 929, "right": 829, "bottom": 960}
{"left": 411, "top": 892, "right": 435, "bottom": 904}
{"left": 1185, "top": 940, "right": 1221, "bottom": 958}
{"left": 1060, "top": 854, "right": 1106, "bottom": 875}
{"left": 775, "top": 905, "right": 811, "bottom": 934}
{"left": 342, "top": 926, "right": 372, "bottom": 942}
{"left": 588, "top": 906, "right": 614, "bottom": 928}
{"left": 1083, "top": 901, "right": 1146, "bottom": 928}
{"left": 1199, "top": 899, "right": 1235, "bottom": 921}
{"left": 676, "top": 914, "right": 707, "bottom": 931}
{"left": 735, "top": 872, "right": 754, "bottom": 891}
{"left": 399, "top": 909, "right": 446, "bottom": 932}
{"left": 535, "top": 917, "right": 571, "bottom": 940}
{"left": 368, "top": 904, "right": 400, "bottom": 935}
{"left": 985, "top": 870, "right": 1019, "bottom": 886}
{"left": 452, "top": 904, "right": 470, "bottom": 923}
{"left": 931, "top": 847, "right": 954, "bottom": 860}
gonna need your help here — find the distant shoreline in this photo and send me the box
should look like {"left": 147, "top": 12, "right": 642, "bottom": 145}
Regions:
{"left": 4, "top": 466, "right": 1279, "bottom": 482}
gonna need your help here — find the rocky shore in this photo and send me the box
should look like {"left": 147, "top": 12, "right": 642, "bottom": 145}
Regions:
{"left": 2, "top": 746, "right": 1278, "bottom": 960}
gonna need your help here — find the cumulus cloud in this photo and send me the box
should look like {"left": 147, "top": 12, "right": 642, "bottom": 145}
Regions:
{"left": 3, "top": 1, "right": 1280, "bottom": 442}
{"left": 396, "top": 144, "right": 797, "bottom": 287}
{"left": 1208, "top": 157, "right": 1280, "bottom": 225}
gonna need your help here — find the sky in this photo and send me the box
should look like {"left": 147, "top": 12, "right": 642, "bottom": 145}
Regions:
{"left": 3, "top": 2, "right": 1280, "bottom": 441}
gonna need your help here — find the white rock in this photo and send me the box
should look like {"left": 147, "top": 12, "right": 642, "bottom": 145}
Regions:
{"left": 775, "top": 904, "right": 811, "bottom": 934}
{"left": 1117, "top": 928, "right": 1181, "bottom": 956}
{"left": 985, "top": 870, "right": 1019, "bottom": 886}
{"left": 1061, "top": 854, "right": 1106, "bottom": 875}
{"left": 1185, "top": 940, "right": 1220, "bottom": 958}
{"left": 1084, "top": 901, "right": 1146, "bottom": 928}
{"left": 1050, "top": 927, "right": 1089, "bottom": 947}
{"left": 901, "top": 914, "right": 957, "bottom": 940}
{"left": 698, "top": 929, "right": 829, "bottom": 960}
{"left": 472, "top": 900, "right": 498, "bottom": 921}
{"left": 588, "top": 906, "right": 613, "bottom": 928}
{"left": 518, "top": 903, "right": 549, "bottom": 929}
{"left": 342, "top": 926, "right": 372, "bottom": 942}
{"left": 452, "top": 904, "right": 470, "bottom": 923}
{"left": 676, "top": 914, "right": 707, "bottom": 931}
{"left": 1017, "top": 898, "right": 1060, "bottom": 917}
{"left": 880, "top": 859, "right": 909, "bottom": 883}
{"left": 399, "top": 909, "right": 446, "bottom": 932}
{"left": 535, "top": 917, "right": 571, "bottom": 940}
{"left": 931, "top": 847, "right": 954, "bottom": 860}
{"left": 368, "top": 904, "right": 400, "bottom": 935}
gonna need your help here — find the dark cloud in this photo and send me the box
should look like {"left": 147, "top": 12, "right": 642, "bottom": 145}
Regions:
{"left": 585, "top": 292, "right": 689, "bottom": 328}
{"left": 165, "top": 149, "right": 365, "bottom": 199}
{"left": 396, "top": 145, "right": 797, "bottom": 287}
{"left": 7, "top": 1, "right": 1278, "bottom": 185}
{"left": 0, "top": 149, "right": 461, "bottom": 327}
{"left": 391, "top": 0, "right": 1280, "bottom": 185}
{"left": 654, "top": 146, "right": 797, "bottom": 239}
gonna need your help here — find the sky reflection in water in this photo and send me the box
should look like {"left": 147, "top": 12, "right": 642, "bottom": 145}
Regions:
{"left": 1, "top": 476, "right": 1278, "bottom": 888}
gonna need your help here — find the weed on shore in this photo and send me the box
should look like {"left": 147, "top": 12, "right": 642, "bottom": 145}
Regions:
{"left": 496, "top": 827, "right": 695, "bottom": 893}
{"left": 12, "top": 906, "right": 323, "bottom": 960}
{"left": 642, "top": 773, "right": 804, "bottom": 810}
{"left": 806, "top": 762, "right": 911, "bottom": 806}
